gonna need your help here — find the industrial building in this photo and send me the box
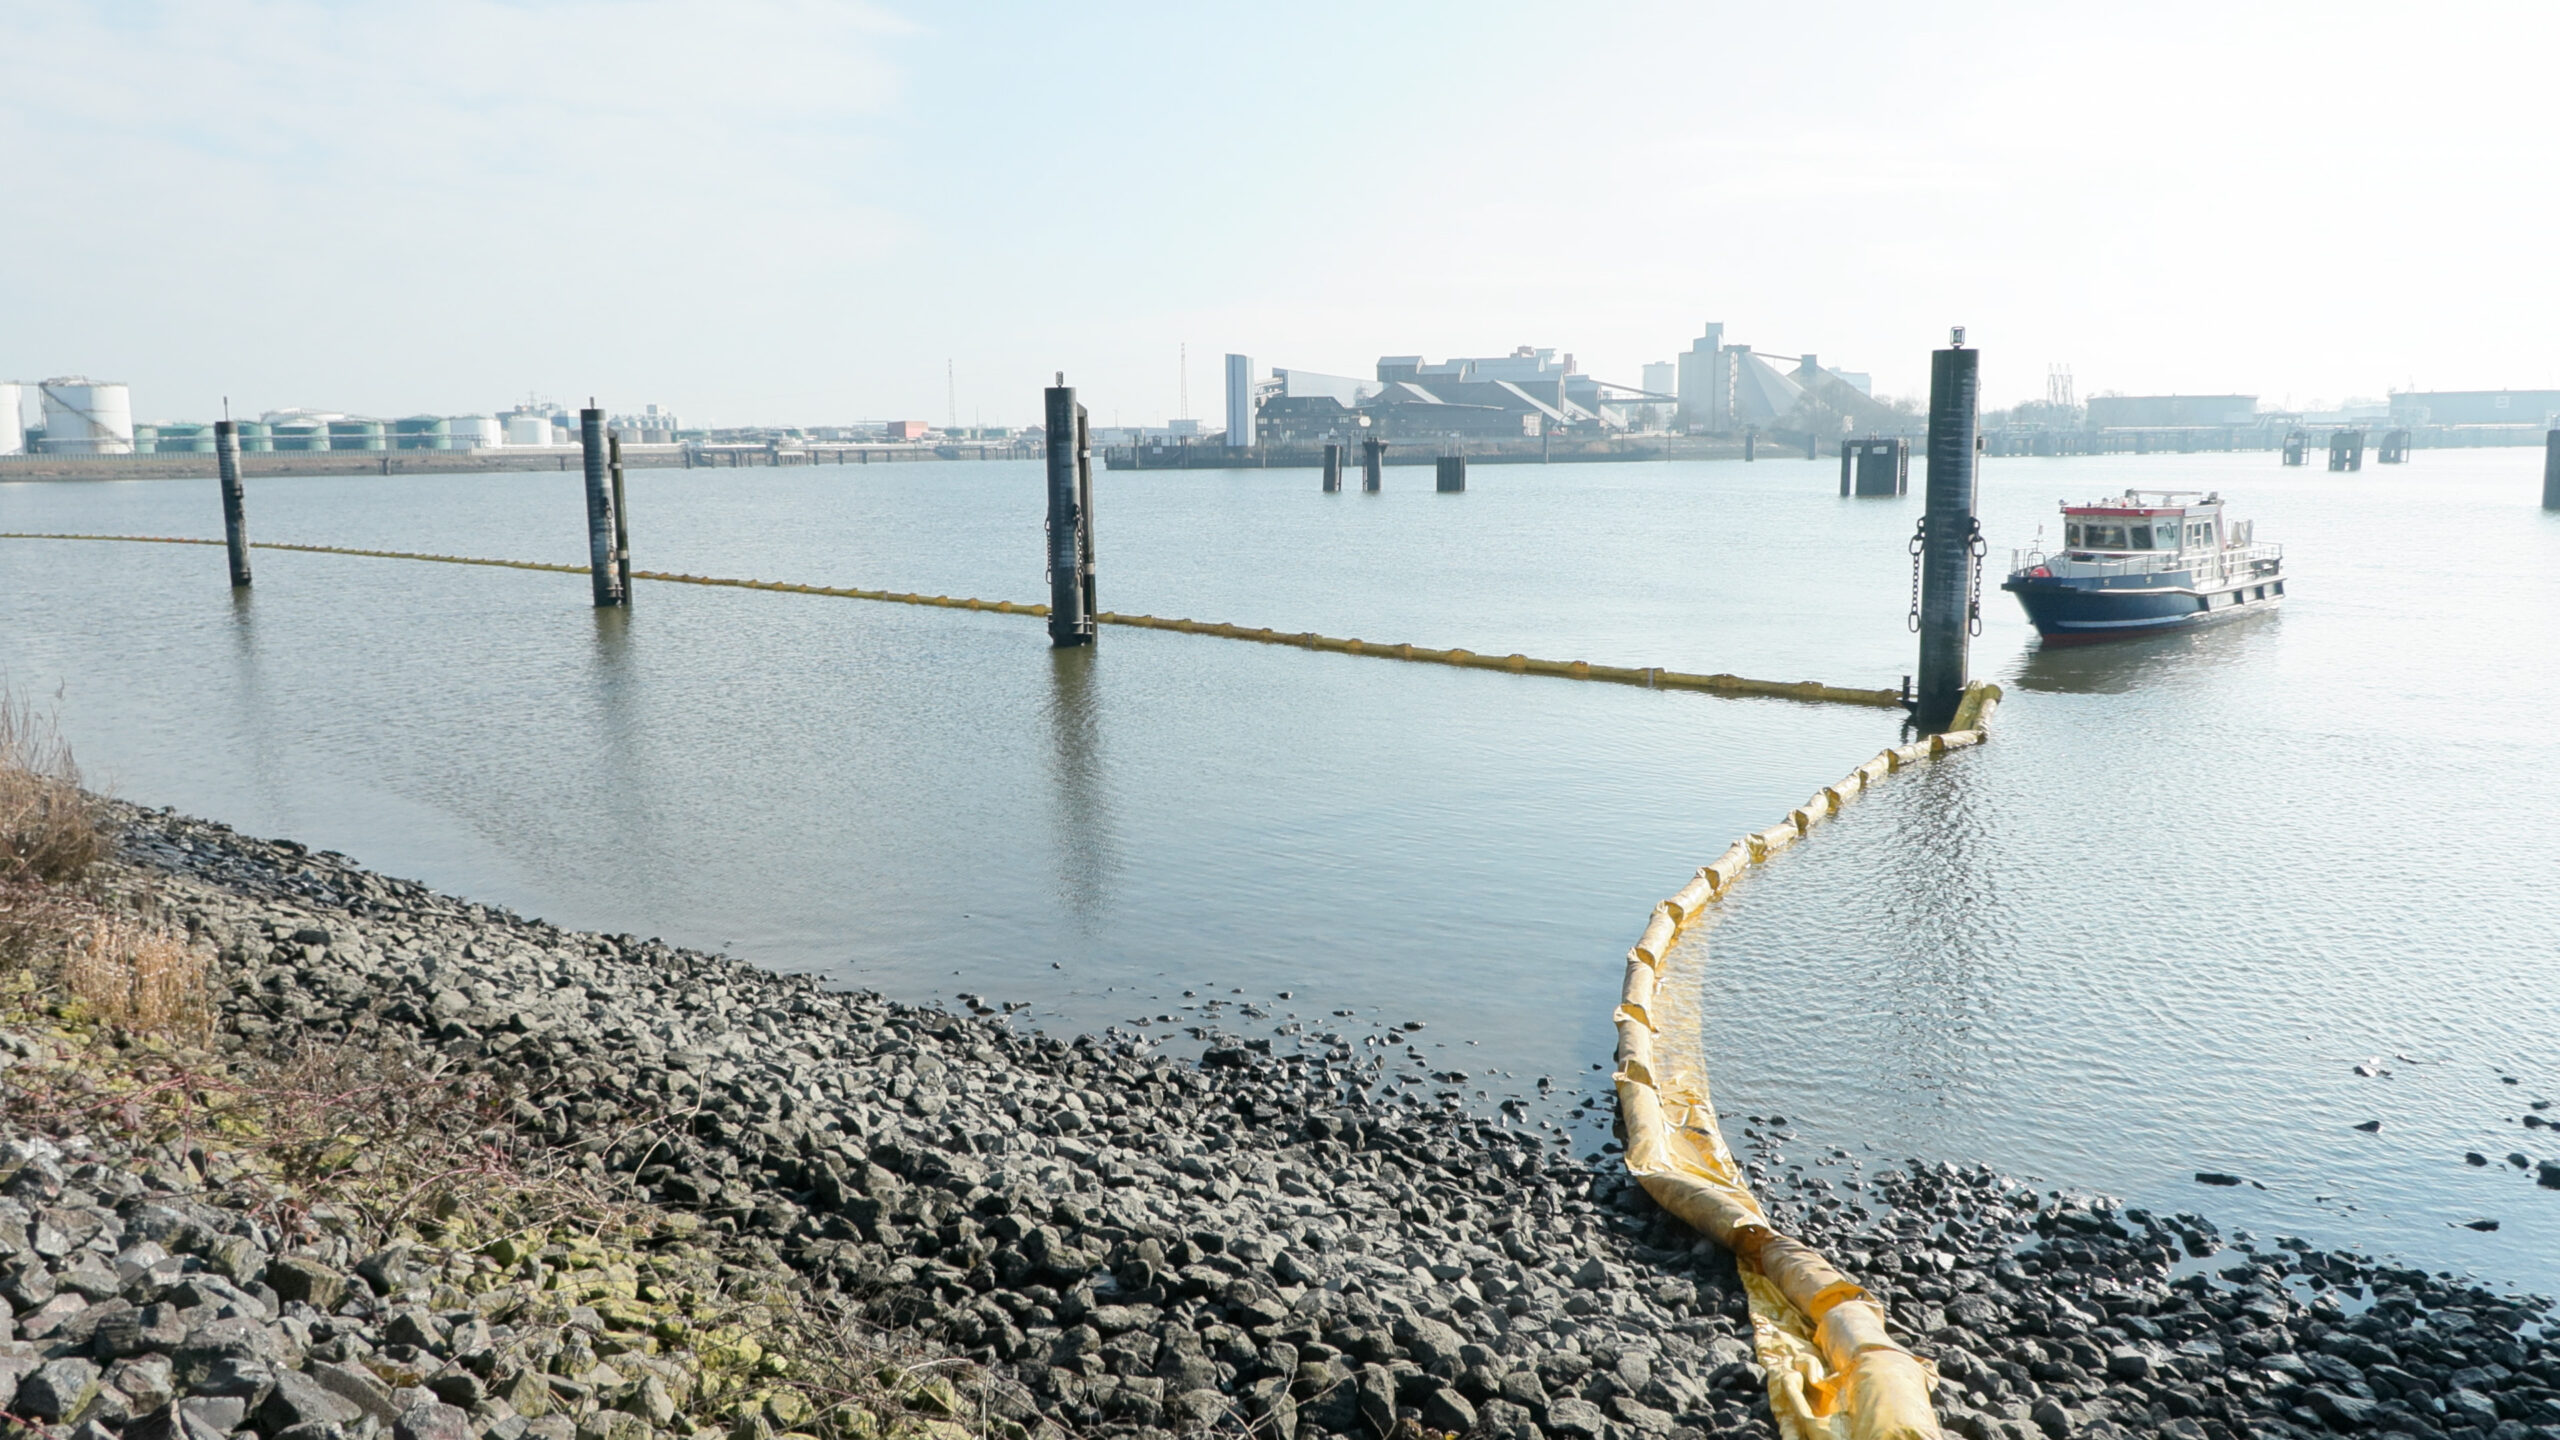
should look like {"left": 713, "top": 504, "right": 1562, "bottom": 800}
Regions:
{"left": 2083, "top": 394, "right": 2258, "bottom": 429}
{"left": 1669, "top": 325, "right": 1897, "bottom": 436}
{"left": 2387, "top": 389, "right": 2560, "bottom": 426}
{"left": 1247, "top": 347, "right": 1674, "bottom": 446}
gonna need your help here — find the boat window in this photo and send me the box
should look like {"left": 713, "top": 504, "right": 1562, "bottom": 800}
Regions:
{"left": 2153, "top": 522, "right": 2181, "bottom": 548}
{"left": 2083, "top": 523, "right": 2129, "bottom": 549}
{"left": 2129, "top": 524, "right": 2155, "bottom": 550}
{"left": 2064, "top": 522, "right": 2082, "bottom": 546}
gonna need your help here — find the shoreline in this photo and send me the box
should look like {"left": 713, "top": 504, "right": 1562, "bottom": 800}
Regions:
{"left": 2, "top": 799, "right": 2553, "bottom": 1440}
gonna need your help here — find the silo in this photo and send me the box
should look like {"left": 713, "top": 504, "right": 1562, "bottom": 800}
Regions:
{"left": 502, "top": 412, "right": 552, "bottom": 447}
{"left": 329, "top": 419, "right": 387, "bottom": 452}
{"left": 156, "top": 423, "right": 215, "bottom": 454}
{"left": 447, "top": 416, "right": 501, "bottom": 450}
{"left": 273, "top": 421, "right": 328, "bottom": 451}
{"left": 38, "top": 378, "right": 136, "bottom": 454}
{"left": 0, "top": 383, "right": 22, "bottom": 455}
{"left": 236, "top": 421, "right": 274, "bottom": 453}
{"left": 132, "top": 423, "right": 160, "bottom": 454}
{"left": 393, "top": 415, "right": 451, "bottom": 451}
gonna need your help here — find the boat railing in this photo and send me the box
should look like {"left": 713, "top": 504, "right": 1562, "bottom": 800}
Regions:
{"left": 2010, "top": 542, "right": 2283, "bottom": 582}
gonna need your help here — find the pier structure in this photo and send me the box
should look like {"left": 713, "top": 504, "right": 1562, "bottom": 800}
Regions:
{"left": 1839, "top": 438, "right": 1908, "bottom": 497}
{"left": 1436, "top": 456, "right": 1467, "bottom": 492}
{"left": 1321, "top": 443, "right": 1342, "bottom": 493}
{"left": 2376, "top": 429, "right": 2410, "bottom": 464}
{"left": 2544, "top": 429, "right": 2560, "bottom": 510}
{"left": 2282, "top": 432, "right": 2307, "bottom": 466}
{"left": 578, "top": 407, "right": 625, "bottom": 607}
{"left": 1361, "top": 438, "right": 1385, "bottom": 493}
{"left": 1044, "top": 379, "right": 1096, "bottom": 647}
{"left": 2327, "top": 430, "right": 2366, "bottom": 472}
{"left": 1914, "top": 333, "right": 1980, "bottom": 733}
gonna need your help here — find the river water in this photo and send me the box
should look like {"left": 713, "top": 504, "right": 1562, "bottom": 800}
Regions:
{"left": 4, "top": 449, "right": 2556, "bottom": 1296}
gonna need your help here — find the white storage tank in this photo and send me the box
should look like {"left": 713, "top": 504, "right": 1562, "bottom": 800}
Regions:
{"left": 39, "top": 378, "right": 135, "bottom": 454}
{"left": 447, "top": 416, "right": 502, "bottom": 450}
{"left": 0, "top": 383, "right": 22, "bottom": 455}
{"left": 503, "top": 412, "right": 553, "bottom": 447}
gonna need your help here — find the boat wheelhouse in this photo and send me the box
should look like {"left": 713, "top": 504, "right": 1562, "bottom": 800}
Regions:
{"left": 2001, "top": 490, "right": 2284, "bottom": 645}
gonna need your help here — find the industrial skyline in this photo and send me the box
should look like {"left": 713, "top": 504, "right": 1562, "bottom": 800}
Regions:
{"left": 6, "top": 3, "right": 2557, "bottom": 428}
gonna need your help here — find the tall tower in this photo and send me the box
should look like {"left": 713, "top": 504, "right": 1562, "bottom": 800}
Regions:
{"left": 1224, "top": 354, "right": 1254, "bottom": 448}
{"left": 1674, "top": 323, "right": 1726, "bottom": 432}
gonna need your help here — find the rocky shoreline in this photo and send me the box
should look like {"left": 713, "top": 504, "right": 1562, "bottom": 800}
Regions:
{"left": 2, "top": 802, "right": 2555, "bottom": 1440}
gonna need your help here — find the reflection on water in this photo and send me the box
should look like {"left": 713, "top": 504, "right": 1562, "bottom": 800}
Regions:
{"left": 2008, "top": 609, "right": 2283, "bottom": 695}
{"left": 1042, "top": 647, "right": 1117, "bottom": 930}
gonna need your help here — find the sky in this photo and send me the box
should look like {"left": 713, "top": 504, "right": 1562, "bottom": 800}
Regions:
{"left": 6, "top": 1, "right": 2557, "bottom": 428}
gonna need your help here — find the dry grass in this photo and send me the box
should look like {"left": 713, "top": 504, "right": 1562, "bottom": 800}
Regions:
{"left": 62, "top": 913, "right": 212, "bottom": 1033}
{"left": 0, "top": 691, "right": 105, "bottom": 887}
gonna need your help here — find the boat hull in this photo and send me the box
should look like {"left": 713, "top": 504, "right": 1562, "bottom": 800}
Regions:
{"left": 2003, "top": 572, "right": 2284, "bottom": 645}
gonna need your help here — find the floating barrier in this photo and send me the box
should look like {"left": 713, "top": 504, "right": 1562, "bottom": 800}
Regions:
{"left": 0, "top": 533, "right": 1901, "bottom": 708}
{"left": 1614, "top": 682, "right": 2000, "bottom": 1440}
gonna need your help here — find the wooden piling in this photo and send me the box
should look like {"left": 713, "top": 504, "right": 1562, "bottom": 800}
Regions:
{"left": 1806, "top": 432, "right": 1819, "bottom": 461}
{"left": 1436, "top": 456, "right": 1466, "bottom": 492}
{"left": 214, "top": 420, "right": 251, "bottom": 586}
{"left": 1744, "top": 428, "right": 1756, "bottom": 462}
{"left": 579, "top": 407, "right": 625, "bottom": 606}
{"left": 1045, "top": 379, "right": 1095, "bottom": 646}
{"left": 2544, "top": 428, "right": 2560, "bottom": 510}
{"left": 609, "top": 431, "right": 633, "bottom": 602}
{"left": 1361, "top": 437, "right": 1385, "bottom": 492}
{"left": 1322, "top": 443, "right": 1342, "bottom": 493}
{"left": 1915, "top": 336, "right": 1979, "bottom": 732}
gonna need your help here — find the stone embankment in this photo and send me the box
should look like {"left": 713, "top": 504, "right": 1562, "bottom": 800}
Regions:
{"left": 4, "top": 802, "right": 2556, "bottom": 1440}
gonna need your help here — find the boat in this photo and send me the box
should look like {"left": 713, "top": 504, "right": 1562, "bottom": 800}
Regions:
{"left": 2001, "top": 489, "right": 2284, "bottom": 645}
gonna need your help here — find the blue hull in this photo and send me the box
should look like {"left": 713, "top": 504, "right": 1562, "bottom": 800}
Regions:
{"left": 2004, "top": 574, "right": 2283, "bottom": 645}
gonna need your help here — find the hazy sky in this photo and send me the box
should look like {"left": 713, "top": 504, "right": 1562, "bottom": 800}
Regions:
{"left": 7, "top": 2, "right": 2555, "bottom": 427}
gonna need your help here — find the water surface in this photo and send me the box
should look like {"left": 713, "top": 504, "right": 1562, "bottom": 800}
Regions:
{"left": 6, "top": 448, "right": 2556, "bottom": 1295}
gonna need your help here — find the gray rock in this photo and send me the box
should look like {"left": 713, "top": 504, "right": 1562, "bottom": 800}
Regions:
{"left": 109, "top": 1355, "right": 177, "bottom": 1414}
{"left": 423, "top": 1370, "right": 484, "bottom": 1409}
{"left": 260, "top": 1366, "right": 365, "bottom": 1434}
{"left": 1167, "top": 1387, "right": 1227, "bottom": 1432}
{"left": 182, "top": 1396, "right": 254, "bottom": 1439}
{"left": 1400, "top": 1317, "right": 1467, "bottom": 1373}
{"left": 21, "top": 1356, "right": 105, "bottom": 1422}
{"left": 2030, "top": 1397, "right": 2071, "bottom": 1438}
{"left": 1546, "top": 1396, "right": 1609, "bottom": 1439}
{"left": 2103, "top": 1348, "right": 2149, "bottom": 1382}
{"left": 393, "top": 1399, "right": 472, "bottom": 1440}
{"left": 309, "top": 1360, "right": 399, "bottom": 1423}
{"left": 384, "top": 1310, "right": 445, "bottom": 1352}
{"left": 2305, "top": 1388, "right": 2379, "bottom": 1429}
{"left": 1420, "top": 1383, "right": 1478, "bottom": 1434}
{"left": 262, "top": 1258, "right": 347, "bottom": 1313}
{"left": 1472, "top": 1397, "right": 1536, "bottom": 1440}
{"left": 1355, "top": 1365, "right": 1397, "bottom": 1438}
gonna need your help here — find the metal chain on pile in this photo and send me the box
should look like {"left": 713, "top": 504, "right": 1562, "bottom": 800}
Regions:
{"left": 1906, "top": 518, "right": 1927, "bottom": 632}
{"left": 1966, "top": 517, "right": 1988, "bottom": 636}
